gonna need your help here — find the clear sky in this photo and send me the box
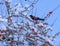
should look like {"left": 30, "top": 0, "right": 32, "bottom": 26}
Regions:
{"left": 0, "top": 0, "right": 60, "bottom": 46}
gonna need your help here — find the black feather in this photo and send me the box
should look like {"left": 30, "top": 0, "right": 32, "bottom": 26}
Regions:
{"left": 30, "top": 15, "right": 45, "bottom": 21}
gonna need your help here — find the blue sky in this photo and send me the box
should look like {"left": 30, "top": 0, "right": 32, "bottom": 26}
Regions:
{"left": 0, "top": 0, "right": 60, "bottom": 46}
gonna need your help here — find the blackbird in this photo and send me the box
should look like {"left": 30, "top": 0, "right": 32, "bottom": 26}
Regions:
{"left": 30, "top": 15, "right": 45, "bottom": 21}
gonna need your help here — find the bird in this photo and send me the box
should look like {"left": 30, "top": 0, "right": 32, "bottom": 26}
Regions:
{"left": 25, "top": 0, "right": 27, "bottom": 1}
{"left": 30, "top": 15, "right": 45, "bottom": 21}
